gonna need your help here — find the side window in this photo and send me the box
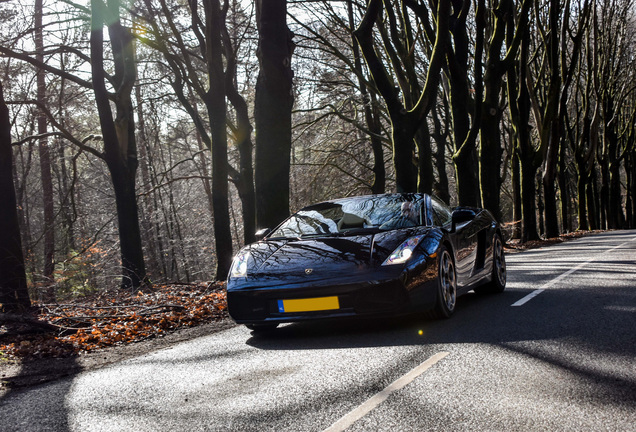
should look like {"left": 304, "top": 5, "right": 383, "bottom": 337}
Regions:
{"left": 431, "top": 197, "right": 452, "bottom": 226}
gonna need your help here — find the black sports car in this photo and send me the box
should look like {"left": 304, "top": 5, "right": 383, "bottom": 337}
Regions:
{"left": 227, "top": 193, "right": 506, "bottom": 331}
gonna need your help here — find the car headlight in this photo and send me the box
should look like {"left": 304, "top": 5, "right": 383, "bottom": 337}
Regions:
{"left": 230, "top": 250, "right": 250, "bottom": 278}
{"left": 382, "top": 235, "right": 425, "bottom": 265}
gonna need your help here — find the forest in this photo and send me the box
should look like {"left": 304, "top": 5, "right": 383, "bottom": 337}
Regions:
{"left": 1, "top": 0, "right": 635, "bottom": 313}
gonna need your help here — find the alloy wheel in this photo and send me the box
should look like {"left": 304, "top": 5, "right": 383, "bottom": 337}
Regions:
{"left": 440, "top": 250, "right": 457, "bottom": 312}
{"left": 493, "top": 236, "right": 506, "bottom": 287}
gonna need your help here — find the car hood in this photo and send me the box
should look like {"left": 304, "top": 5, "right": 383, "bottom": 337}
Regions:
{"left": 243, "top": 228, "right": 431, "bottom": 279}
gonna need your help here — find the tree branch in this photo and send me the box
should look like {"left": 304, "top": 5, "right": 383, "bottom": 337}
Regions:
{"left": 0, "top": 46, "right": 94, "bottom": 90}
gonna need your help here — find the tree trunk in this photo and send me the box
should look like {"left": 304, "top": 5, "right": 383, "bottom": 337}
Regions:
{"left": 599, "top": 157, "right": 609, "bottom": 229}
{"left": 56, "top": 65, "right": 76, "bottom": 254}
{"left": 348, "top": 1, "right": 385, "bottom": 194}
{"left": 369, "top": 98, "right": 386, "bottom": 195}
{"left": 13, "top": 145, "right": 33, "bottom": 272}
{"left": 416, "top": 123, "right": 434, "bottom": 194}
{"left": 110, "top": 168, "right": 147, "bottom": 287}
{"left": 576, "top": 155, "right": 589, "bottom": 231}
{"left": 90, "top": 0, "right": 146, "bottom": 289}
{"left": 537, "top": 172, "right": 545, "bottom": 236}
{"left": 479, "top": 0, "right": 506, "bottom": 216}
{"left": 573, "top": 107, "right": 594, "bottom": 232}
{"left": 520, "top": 157, "right": 539, "bottom": 241}
{"left": 453, "top": 141, "right": 480, "bottom": 206}
{"left": 0, "top": 82, "right": 30, "bottom": 312}
{"left": 511, "top": 150, "right": 522, "bottom": 239}
{"left": 226, "top": 86, "right": 256, "bottom": 245}
{"left": 508, "top": 27, "right": 539, "bottom": 242}
{"left": 541, "top": 94, "right": 561, "bottom": 239}
{"left": 480, "top": 0, "right": 532, "bottom": 220}
{"left": 202, "top": 0, "right": 233, "bottom": 279}
{"left": 392, "top": 119, "right": 418, "bottom": 192}
{"left": 479, "top": 99, "right": 504, "bottom": 218}
{"left": 135, "top": 85, "right": 162, "bottom": 281}
{"left": 446, "top": 0, "right": 481, "bottom": 207}
{"left": 609, "top": 157, "right": 624, "bottom": 229}
{"left": 431, "top": 103, "right": 450, "bottom": 204}
{"left": 558, "top": 139, "right": 570, "bottom": 233}
{"left": 626, "top": 152, "right": 635, "bottom": 228}
{"left": 223, "top": 7, "right": 257, "bottom": 246}
{"left": 254, "top": 0, "right": 295, "bottom": 229}
{"left": 587, "top": 167, "right": 600, "bottom": 230}
{"left": 35, "top": 0, "right": 55, "bottom": 300}
{"left": 141, "top": 0, "right": 236, "bottom": 276}
{"left": 537, "top": 0, "right": 562, "bottom": 239}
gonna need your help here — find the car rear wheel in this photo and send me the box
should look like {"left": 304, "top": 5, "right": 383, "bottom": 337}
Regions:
{"left": 429, "top": 246, "right": 457, "bottom": 319}
{"left": 475, "top": 233, "right": 506, "bottom": 294}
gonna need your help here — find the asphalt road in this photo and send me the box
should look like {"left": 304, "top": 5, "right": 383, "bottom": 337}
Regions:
{"left": 1, "top": 230, "right": 635, "bottom": 431}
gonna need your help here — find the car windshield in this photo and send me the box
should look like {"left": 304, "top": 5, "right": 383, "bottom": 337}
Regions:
{"left": 269, "top": 195, "right": 426, "bottom": 239}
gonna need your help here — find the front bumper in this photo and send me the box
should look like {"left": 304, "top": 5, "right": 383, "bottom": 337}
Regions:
{"left": 227, "top": 270, "right": 413, "bottom": 324}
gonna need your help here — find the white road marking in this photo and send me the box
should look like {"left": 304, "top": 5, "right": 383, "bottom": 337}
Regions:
{"left": 511, "top": 235, "right": 636, "bottom": 307}
{"left": 323, "top": 351, "right": 450, "bottom": 432}
{"left": 604, "top": 305, "right": 636, "bottom": 312}
{"left": 511, "top": 289, "right": 545, "bottom": 306}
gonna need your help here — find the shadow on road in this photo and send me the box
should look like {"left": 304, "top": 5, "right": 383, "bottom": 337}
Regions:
{"left": 244, "top": 235, "right": 636, "bottom": 409}
{"left": 244, "top": 287, "right": 634, "bottom": 352}
{"left": 0, "top": 341, "right": 79, "bottom": 430}
{"left": 245, "top": 230, "right": 636, "bottom": 351}
{"left": 1, "top": 231, "right": 634, "bottom": 429}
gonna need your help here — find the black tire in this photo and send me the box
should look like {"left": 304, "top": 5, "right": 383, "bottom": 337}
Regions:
{"left": 246, "top": 323, "right": 279, "bottom": 333}
{"left": 475, "top": 233, "right": 506, "bottom": 294}
{"left": 429, "top": 246, "right": 457, "bottom": 319}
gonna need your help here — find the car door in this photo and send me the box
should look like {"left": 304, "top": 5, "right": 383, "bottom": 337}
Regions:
{"left": 430, "top": 198, "right": 477, "bottom": 287}
{"left": 452, "top": 214, "right": 480, "bottom": 286}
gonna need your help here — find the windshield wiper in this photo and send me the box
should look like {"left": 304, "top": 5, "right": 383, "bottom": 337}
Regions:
{"left": 337, "top": 227, "right": 383, "bottom": 236}
{"left": 264, "top": 236, "right": 292, "bottom": 241}
{"left": 299, "top": 227, "right": 382, "bottom": 238}
{"left": 300, "top": 232, "right": 335, "bottom": 238}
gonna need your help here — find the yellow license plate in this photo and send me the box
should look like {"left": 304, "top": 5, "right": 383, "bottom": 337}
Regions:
{"left": 278, "top": 296, "right": 340, "bottom": 313}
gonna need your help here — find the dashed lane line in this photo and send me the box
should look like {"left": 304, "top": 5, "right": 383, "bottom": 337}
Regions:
{"left": 511, "top": 234, "right": 636, "bottom": 307}
{"left": 323, "top": 351, "right": 450, "bottom": 432}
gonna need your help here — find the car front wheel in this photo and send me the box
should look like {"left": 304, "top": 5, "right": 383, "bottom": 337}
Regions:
{"left": 429, "top": 246, "right": 457, "bottom": 319}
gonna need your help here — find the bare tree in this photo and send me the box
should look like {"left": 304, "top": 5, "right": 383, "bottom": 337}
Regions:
{"left": 254, "top": 0, "right": 295, "bottom": 228}
{"left": 0, "top": 81, "right": 30, "bottom": 312}
{"left": 286, "top": 1, "right": 390, "bottom": 198}
{"left": 1, "top": 0, "right": 148, "bottom": 289}
{"left": 354, "top": 0, "right": 449, "bottom": 193}
{"left": 507, "top": 28, "right": 540, "bottom": 241}
{"left": 442, "top": 0, "right": 483, "bottom": 207}
{"left": 35, "top": 0, "right": 56, "bottom": 299}
{"left": 90, "top": 0, "right": 147, "bottom": 288}
{"left": 478, "top": 0, "right": 531, "bottom": 220}
{"left": 137, "top": 0, "right": 256, "bottom": 274}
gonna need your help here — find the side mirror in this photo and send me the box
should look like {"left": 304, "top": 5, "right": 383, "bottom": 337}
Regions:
{"left": 451, "top": 208, "right": 475, "bottom": 233}
{"left": 255, "top": 228, "right": 271, "bottom": 240}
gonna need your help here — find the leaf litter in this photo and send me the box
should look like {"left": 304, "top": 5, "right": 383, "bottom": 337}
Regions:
{"left": 0, "top": 282, "right": 228, "bottom": 360}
